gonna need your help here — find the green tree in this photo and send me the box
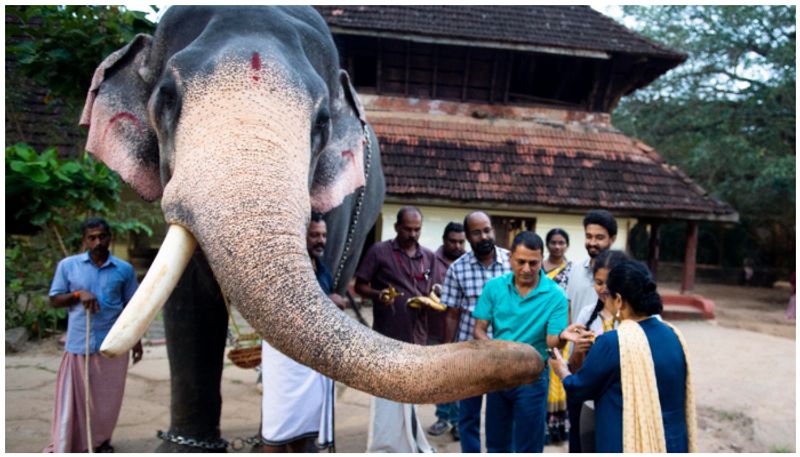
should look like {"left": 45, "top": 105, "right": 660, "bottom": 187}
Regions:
{"left": 5, "top": 5, "right": 155, "bottom": 111}
{"left": 614, "top": 6, "right": 796, "bottom": 276}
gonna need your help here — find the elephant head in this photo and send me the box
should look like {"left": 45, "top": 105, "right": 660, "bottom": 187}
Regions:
{"left": 82, "top": 6, "right": 542, "bottom": 403}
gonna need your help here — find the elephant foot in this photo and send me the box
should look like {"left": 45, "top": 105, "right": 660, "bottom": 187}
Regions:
{"left": 155, "top": 430, "right": 229, "bottom": 453}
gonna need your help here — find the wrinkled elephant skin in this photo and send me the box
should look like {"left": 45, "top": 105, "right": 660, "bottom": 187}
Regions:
{"left": 81, "top": 6, "right": 543, "bottom": 451}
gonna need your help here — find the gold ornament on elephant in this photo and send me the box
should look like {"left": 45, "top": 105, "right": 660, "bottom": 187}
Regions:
{"left": 406, "top": 284, "right": 447, "bottom": 312}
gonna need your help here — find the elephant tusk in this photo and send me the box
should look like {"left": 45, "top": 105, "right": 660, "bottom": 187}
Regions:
{"left": 100, "top": 225, "right": 197, "bottom": 357}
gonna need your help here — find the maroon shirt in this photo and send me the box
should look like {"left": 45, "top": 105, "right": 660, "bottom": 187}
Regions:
{"left": 427, "top": 246, "right": 457, "bottom": 344}
{"left": 355, "top": 239, "right": 439, "bottom": 344}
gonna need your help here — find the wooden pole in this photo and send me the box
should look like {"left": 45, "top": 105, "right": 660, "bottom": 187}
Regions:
{"left": 648, "top": 221, "right": 661, "bottom": 281}
{"left": 85, "top": 311, "right": 93, "bottom": 453}
{"left": 681, "top": 221, "right": 698, "bottom": 294}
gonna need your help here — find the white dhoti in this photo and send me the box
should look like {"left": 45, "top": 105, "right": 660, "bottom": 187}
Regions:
{"left": 260, "top": 341, "right": 334, "bottom": 448}
{"left": 367, "top": 396, "right": 434, "bottom": 453}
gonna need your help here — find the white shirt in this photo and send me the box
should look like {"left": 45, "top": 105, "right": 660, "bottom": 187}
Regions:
{"left": 566, "top": 257, "right": 598, "bottom": 323}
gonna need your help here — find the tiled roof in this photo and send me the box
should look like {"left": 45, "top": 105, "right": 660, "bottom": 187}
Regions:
{"left": 367, "top": 107, "right": 736, "bottom": 220}
{"left": 316, "top": 5, "right": 686, "bottom": 60}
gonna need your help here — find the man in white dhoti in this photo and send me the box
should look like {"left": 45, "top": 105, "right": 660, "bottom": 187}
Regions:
{"left": 257, "top": 214, "right": 346, "bottom": 452}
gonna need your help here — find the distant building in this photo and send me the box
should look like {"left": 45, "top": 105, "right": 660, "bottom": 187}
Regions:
{"left": 316, "top": 5, "right": 738, "bottom": 291}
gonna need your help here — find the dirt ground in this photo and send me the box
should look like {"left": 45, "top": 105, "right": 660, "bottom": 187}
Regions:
{"left": 660, "top": 281, "right": 797, "bottom": 341}
{"left": 5, "top": 283, "right": 796, "bottom": 453}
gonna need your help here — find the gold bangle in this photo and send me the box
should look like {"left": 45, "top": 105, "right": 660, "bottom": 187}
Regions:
{"left": 72, "top": 291, "right": 80, "bottom": 300}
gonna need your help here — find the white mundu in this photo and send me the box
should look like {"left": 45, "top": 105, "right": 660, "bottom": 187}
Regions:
{"left": 367, "top": 397, "right": 434, "bottom": 453}
{"left": 260, "top": 341, "right": 334, "bottom": 448}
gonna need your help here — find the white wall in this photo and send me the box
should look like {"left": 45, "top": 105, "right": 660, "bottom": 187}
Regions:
{"left": 379, "top": 203, "right": 634, "bottom": 265}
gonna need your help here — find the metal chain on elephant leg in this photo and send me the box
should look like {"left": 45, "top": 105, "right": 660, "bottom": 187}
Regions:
{"left": 156, "top": 430, "right": 230, "bottom": 451}
{"left": 228, "top": 434, "right": 264, "bottom": 451}
{"left": 332, "top": 125, "right": 373, "bottom": 291}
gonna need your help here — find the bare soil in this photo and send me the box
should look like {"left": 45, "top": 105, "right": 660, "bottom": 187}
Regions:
{"left": 5, "top": 283, "right": 796, "bottom": 453}
{"left": 660, "top": 281, "right": 796, "bottom": 340}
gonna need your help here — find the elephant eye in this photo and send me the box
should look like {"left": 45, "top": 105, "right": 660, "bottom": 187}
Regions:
{"left": 158, "top": 83, "right": 177, "bottom": 112}
{"left": 312, "top": 109, "right": 331, "bottom": 154}
{"left": 152, "top": 81, "right": 180, "bottom": 126}
{"left": 314, "top": 110, "right": 330, "bottom": 131}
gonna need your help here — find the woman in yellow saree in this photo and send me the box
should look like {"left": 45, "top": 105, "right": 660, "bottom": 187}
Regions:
{"left": 543, "top": 228, "right": 572, "bottom": 444}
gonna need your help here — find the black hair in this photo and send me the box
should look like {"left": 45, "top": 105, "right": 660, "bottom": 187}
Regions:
{"left": 80, "top": 217, "right": 111, "bottom": 236}
{"left": 545, "top": 228, "right": 570, "bottom": 246}
{"left": 583, "top": 209, "right": 617, "bottom": 238}
{"left": 310, "top": 212, "right": 325, "bottom": 223}
{"left": 443, "top": 222, "right": 465, "bottom": 238}
{"left": 462, "top": 210, "right": 489, "bottom": 232}
{"left": 396, "top": 206, "right": 422, "bottom": 224}
{"left": 585, "top": 250, "right": 631, "bottom": 329}
{"left": 510, "top": 231, "right": 544, "bottom": 254}
{"left": 606, "top": 260, "right": 663, "bottom": 317}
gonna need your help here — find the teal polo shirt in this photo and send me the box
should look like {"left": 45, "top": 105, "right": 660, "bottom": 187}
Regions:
{"left": 473, "top": 270, "right": 568, "bottom": 360}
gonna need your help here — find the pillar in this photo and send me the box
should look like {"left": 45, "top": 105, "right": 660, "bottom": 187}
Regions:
{"left": 681, "top": 221, "right": 698, "bottom": 294}
{"left": 647, "top": 221, "right": 661, "bottom": 281}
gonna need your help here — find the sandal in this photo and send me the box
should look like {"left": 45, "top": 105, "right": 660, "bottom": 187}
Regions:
{"left": 95, "top": 440, "right": 115, "bottom": 453}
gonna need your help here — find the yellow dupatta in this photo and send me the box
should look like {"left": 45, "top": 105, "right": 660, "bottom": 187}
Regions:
{"left": 545, "top": 261, "right": 567, "bottom": 280}
{"left": 617, "top": 319, "right": 697, "bottom": 452}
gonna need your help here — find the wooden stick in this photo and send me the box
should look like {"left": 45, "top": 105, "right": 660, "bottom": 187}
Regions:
{"left": 86, "top": 310, "right": 93, "bottom": 453}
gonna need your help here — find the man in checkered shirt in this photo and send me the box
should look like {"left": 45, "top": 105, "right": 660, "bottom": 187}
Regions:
{"left": 441, "top": 211, "right": 511, "bottom": 453}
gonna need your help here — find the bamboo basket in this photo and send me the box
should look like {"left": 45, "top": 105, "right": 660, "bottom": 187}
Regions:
{"left": 227, "top": 333, "right": 261, "bottom": 369}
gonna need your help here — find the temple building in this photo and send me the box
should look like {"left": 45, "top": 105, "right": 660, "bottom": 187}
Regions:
{"left": 316, "top": 5, "right": 738, "bottom": 292}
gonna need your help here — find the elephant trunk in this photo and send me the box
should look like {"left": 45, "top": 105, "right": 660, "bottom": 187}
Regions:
{"left": 108, "top": 66, "right": 543, "bottom": 403}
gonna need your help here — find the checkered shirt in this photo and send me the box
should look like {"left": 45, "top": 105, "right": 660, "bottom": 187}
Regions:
{"left": 440, "top": 247, "right": 511, "bottom": 341}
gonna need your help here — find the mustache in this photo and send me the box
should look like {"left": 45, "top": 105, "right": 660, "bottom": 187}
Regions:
{"left": 312, "top": 243, "right": 325, "bottom": 251}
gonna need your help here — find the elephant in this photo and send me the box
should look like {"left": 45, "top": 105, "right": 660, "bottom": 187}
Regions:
{"left": 79, "top": 6, "right": 543, "bottom": 451}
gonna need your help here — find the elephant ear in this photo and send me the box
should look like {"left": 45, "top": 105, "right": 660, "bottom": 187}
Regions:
{"left": 80, "top": 34, "right": 162, "bottom": 201}
{"left": 310, "top": 69, "right": 370, "bottom": 213}
{"left": 339, "top": 69, "right": 366, "bottom": 126}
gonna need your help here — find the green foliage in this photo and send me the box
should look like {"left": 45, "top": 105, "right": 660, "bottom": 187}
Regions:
{"left": 7, "top": 143, "right": 119, "bottom": 235}
{"left": 5, "top": 240, "right": 66, "bottom": 336}
{"left": 5, "top": 5, "right": 156, "bottom": 110}
{"left": 5, "top": 143, "right": 157, "bottom": 335}
{"left": 614, "top": 6, "right": 796, "bottom": 275}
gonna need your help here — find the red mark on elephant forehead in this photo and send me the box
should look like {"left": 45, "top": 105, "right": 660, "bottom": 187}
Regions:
{"left": 251, "top": 52, "right": 261, "bottom": 81}
{"left": 341, "top": 149, "right": 355, "bottom": 160}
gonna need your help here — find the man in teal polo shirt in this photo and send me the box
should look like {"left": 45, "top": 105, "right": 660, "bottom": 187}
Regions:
{"left": 473, "top": 231, "right": 577, "bottom": 453}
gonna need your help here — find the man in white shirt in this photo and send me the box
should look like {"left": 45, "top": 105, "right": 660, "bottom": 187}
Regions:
{"left": 565, "top": 210, "right": 617, "bottom": 323}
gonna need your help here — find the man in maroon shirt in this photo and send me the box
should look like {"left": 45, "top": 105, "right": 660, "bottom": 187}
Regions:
{"left": 355, "top": 206, "right": 439, "bottom": 452}
{"left": 355, "top": 206, "right": 439, "bottom": 345}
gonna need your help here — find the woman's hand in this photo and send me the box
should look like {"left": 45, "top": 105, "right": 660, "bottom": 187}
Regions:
{"left": 572, "top": 329, "right": 596, "bottom": 355}
{"left": 549, "top": 347, "right": 571, "bottom": 380}
{"left": 559, "top": 322, "right": 587, "bottom": 343}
